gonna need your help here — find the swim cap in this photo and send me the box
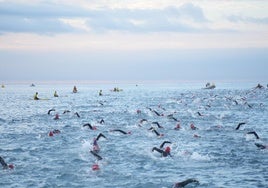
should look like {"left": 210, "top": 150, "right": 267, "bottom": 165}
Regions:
{"left": 165, "top": 146, "right": 171, "bottom": 153}
{"left": 92, "top": 164, "right": 100, "bottom": 171}
{"left": 8, "top": 164, "right": 14, "bottom": 169}
{"left": 54, "top": 114, "right": 59, "bottom": 119}
{"left": 49, "top": 131, "right": 54, "bottom": 137}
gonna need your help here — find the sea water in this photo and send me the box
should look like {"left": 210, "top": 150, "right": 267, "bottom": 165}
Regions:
{"left": 0, "top": 82, "right": 267, "bottom": 188}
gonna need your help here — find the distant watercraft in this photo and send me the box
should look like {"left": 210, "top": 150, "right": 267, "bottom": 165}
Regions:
{"left": 1, "top": 84, "right": 5, "bottom": 88}
{"left": 30, "top": 83, "right": 35, "bottom": 87}
{"left": 203, "top": 82, "right": 216, "bottom": 89}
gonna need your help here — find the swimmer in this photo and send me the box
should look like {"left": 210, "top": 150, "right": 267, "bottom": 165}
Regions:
{"left": 110, "top": 129, "right": 131, "bottom": 135}
{"left": 147, "top": 107, "right": 162, "bottom": 116}
{"left": 73, "top": 86, "right": 77, "bottom": 93}
{"left": 49, "top": 129, "right": 61, "bottom": 136}
{"left": 190, "top": 123, "right": 198, "bottom": 130}
{"left": 83, "top": 123, "right": 97, "bottom": 130}
{"left": 247, "top": 131, "right": 260, "bottom": 139}
{"left": 235, "top": 122, "right": 246, "bottom": 130}
{"left": 54, "top": 91, "right": 59, "bottom": 97}
{"left": 92, "top": 133, "right": 107, "bottom": 152}
{"left": 254, "top": 83, "right": 264, "bottom": 89}
{"left": 63, "top": 110, "right": 71, "bottom": 114}
{"left": 244, "top": 102, "right": 253, "bottom": 108}
{"left": 54, "top": 114, "right": 60, "bottom": 120}
{"left": 167, "top": 115, "right": 179, "bottom": 122}
{"left": 0, "top": 156, "right": 14, "bottom": 169}
{"left": 174, "top": 123, "right": 181, "bottom": 130}
{"left": 139, "top": 119, "right": 148, "bottom": 124}
{"left": 34, "top": 92, "right": 39, "bottom": 100}
{"left": 47, "top": 109, "right": 55, "bottom": 115}
{"left": 99, "top": 119, "right": 105, "bottom": 124}
{"left": 52, "top": 129, "right": 61, "bottom": 134}
{"left": 99, "top": 90, "right": 103, "bottom": 96}
{"left": 173, "top": 178, "right": 199, "bottom": 188}
{"left": 152, "top": 141, "right": 172, "bottom": 157}
{"left": 152, "top": 110, "right": 162, "bottom": 116}
{"left": 90, "top": 150, "right": 103, "bottom": 160}
{"left": 255, "top": 143, "right": 267, "bottom": 149}
{"left": 148, "top": 127, "right": 163, "bottom": 137}
{"left": 159, "top": 141, "right": 172, "bottom": 149}
{"left": 152, "top": 122, "right": 163, "bottom": 128}
{"left": 193, "top": 134, "right": 201, "bottom": 138}
{"left": 197, "top": 112, "right": 203, "bottom": 116}
{"left": 74, "top": 112, "right": 80, "bottom": 118}
{"left": 95, "top": 133, "right": 107, "bottom": 141}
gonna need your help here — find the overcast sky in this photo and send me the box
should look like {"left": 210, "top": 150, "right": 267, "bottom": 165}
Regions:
{"left": 0, "top": 0, "right": 267, "bottom": 83}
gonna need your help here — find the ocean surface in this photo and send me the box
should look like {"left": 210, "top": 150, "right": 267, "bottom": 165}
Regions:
{"left": 0, "top": 82, "right": 267, "bottom": 188}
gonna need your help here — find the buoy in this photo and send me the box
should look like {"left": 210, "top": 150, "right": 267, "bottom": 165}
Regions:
{"left": 92, "top": 164, "right": 100, "bottom": 171}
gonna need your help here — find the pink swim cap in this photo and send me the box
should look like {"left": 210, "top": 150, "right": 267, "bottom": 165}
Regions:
{"left": 165, "top": 146, "right": 171, "bottom": 153}
{"left": 8, "top": 164, "right": 14, "bottom": 169}
{"left": 92, "top": 164, "right": 100, "bottom": 171}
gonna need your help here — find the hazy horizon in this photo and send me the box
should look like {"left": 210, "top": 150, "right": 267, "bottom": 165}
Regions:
{"left": 0, "top": 1, "right": 268, "bottom": 83}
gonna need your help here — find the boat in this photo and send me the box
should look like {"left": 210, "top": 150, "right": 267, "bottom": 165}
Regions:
{"left": 203, "top": 82, "right": 216, "bottom": 89}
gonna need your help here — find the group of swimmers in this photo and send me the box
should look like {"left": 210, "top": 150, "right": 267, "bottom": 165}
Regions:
{"left": 33, "top": 85, "right": 77, "bottom": 100}
{"left": 6, "top": 83, "right": 266, "bottom": 188}
{"left": 33, "top": 91, "right": 58, "bottom": 100}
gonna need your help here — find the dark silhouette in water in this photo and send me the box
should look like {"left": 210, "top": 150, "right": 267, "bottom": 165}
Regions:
{"left": 92, "top": 133, "right": 107, "bottom": 152}
{"left": 152, "top": 121, "right": 163, "bottom": 128}
{"left": 83, "top": 123, "right": 97, "bottom": 130}
{"left": 0, "top": 156, "right": 14, "bottom": 169}
{"left": 247, "top": 131, "right": 260, "bottom": 139}
{"left": 235, "top": 122, "right": 246, "bottom": 130}
{"left": 74, "top": 112, "right": 80, "bottom": 118}
{"left": 90, "top": 150, "right": 103, "bottom": 160}
{"left": 255, "top": 143, "right": 267, "bottom": 149}
{"left": 96, "top": 133, "right": 107, "bottom": 141}
{"left": 63, "top": 110, "right": 71, "bottom": 114}
{"left": 152, "top": 141, "right": 172, "bottom": 157}
{"left": 159, "top": 141, "right": 172, "bottom": 148}
{"left": 173, "top": 178, "right": 199, "bottom": 187}
{"left": 99, "top": 119, "right": 105, "bottom": 124}
{"left": 47, "top": 109, "right": 55, "bottom": 115}
{"left": 110, "top": 129, "right": 131, "bottom": 134}
{"left": 148, "top": 127, "right": 163, "bottom": 137}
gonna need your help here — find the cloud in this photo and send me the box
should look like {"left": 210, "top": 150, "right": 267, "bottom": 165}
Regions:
{"left": 86, "top": 4, "right": 209, "bottom": 33}
{"left": 0, "top": 1, "right": 210, "bottom": 34}
{"left": 228, "top": 15, "right": 268, "bottom": 24}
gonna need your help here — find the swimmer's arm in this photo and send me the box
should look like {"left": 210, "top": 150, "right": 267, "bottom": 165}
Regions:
{"left": 0, "top": 157, "right": 8, "bottom": 169}
{"left": 160, "top": 141, "right": 172, "bottom": 148}
{"left": 96, "top": 133, "right": 107, "bottom": 141}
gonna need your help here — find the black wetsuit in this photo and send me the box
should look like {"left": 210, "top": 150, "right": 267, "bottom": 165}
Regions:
{"left": 0, "top": 156, "right": 8, "bottom": 169}
{"left": 152, "top": 141, "right": 172, "bottom": 157}
{"left": 255, "top": 143, "right": 267, "bottom": 149}
{"left": 83, "top": 123, "right": 95, "bottom": 130}
{"left": 90, "top": 150, "right": 103, "bottom": 160}
{"left": 173, "top": 178, "right": 199, "bottom": 188}
{"left": 152, "top": 147, "right": 170, "bottom": 157}
{"left": 111, "top": 129, "right": 128, "bottom": 134}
